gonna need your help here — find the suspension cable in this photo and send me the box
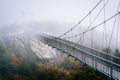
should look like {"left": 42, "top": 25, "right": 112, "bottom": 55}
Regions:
{"left": 72, "top": 10, "right": 120, "bottom": 47}
{"left": 64, "top": 11, "right": 120, "bottom": 40}
{"left": 59, "top": 0, "right": 103, "bottom": 38}
{"left": 64, "top": 0, "right": 110, "bottom": 40}
{"left": 108, "top": 0, "right": 120, "bottom": 50}
{"left": 102, "top": 0, "right": 107, "bottom": 48}
{"left": 116, "top": 14, "right": 120, "bottom": 49}
{"left": 90, "top": 12, "right": 93, "bottom": 48}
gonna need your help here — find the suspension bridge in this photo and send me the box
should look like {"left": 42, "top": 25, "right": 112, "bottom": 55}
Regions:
{"left": 39, "top": 0, "right": 120, "bottom": 80}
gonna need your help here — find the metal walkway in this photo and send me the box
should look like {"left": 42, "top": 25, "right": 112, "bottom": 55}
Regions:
{"left": 39, "top": 34, "right": 120, "bottom": 80}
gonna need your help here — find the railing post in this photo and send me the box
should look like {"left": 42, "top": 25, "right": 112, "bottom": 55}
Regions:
{"left": 108, "top": 55, "right": 113, "bottom": 80}
{"left": 94, "top": 58, "right": 97, "bottom": 70}
{"left": 74, "top": 49, "right": 77, "bottom": 61}
{"left": 83, "top": 52, "right": 86, "bottom": 64}
{"left": 108, "top": 66, "right": 113, "bottom": 80}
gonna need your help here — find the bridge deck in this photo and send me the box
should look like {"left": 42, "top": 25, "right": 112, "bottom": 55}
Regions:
{"left": 40, "top": 34, "right": 120, "bottom": 80}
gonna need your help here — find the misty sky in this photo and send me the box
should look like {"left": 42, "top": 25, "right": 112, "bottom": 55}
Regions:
{"left": 0, "top": 0, "right": 120, "bottom": 50}
{"left": 0, "top": 0, "right": 120, "bottom": 33}
{"left": 0, "top": 0, "right": 106, "bottom": 25}
{"left": 0, "top": 0, "right": 120, "bottom": 34}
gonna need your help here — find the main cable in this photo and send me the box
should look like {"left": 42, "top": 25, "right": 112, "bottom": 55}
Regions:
{"left": 65, "top": 11, "right": 120, "bottom": 41}
{"left": 59, "top": 0, "right": 102, "bottom": 38}
{"left": 64, "top": 0, "right": 110, "bottom": 40}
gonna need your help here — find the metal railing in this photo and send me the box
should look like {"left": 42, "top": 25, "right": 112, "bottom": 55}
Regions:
{"left": 40, "top": 34, "right": 120, "bottom": 80}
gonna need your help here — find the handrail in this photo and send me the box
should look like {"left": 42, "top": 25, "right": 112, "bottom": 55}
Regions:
{"left": 41, "top": 35, "right": 120, "bottom": 68}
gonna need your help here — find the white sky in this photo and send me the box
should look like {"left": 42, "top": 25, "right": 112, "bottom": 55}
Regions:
{"left": 0, "top": 0, "right": 120, "bottom": 50}
{"left": 0, "top": 0, "right": 101, "bottom": 25}
{"left": 0, "top": 0, "right": 120, "bottom": 35}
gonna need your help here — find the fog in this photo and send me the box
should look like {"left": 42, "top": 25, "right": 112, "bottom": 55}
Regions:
{"left": 1, "top": 0, "right": 119, "bottom": 25}
{"left": 0, "top": 0, "right": 120, "bottom": 52}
